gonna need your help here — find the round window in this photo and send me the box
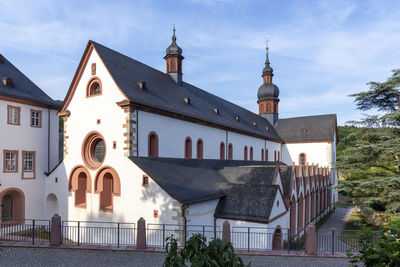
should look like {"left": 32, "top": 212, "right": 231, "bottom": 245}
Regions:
{"left": 82, "top": 132, "right": 106, "bottom": 169}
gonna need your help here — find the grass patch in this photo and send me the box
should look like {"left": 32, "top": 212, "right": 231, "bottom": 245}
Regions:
{"left": 13, "top": 227, "right": 51, "bottom": 240}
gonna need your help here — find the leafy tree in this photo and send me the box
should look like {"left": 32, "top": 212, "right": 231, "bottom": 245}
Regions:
{"left": 337, "top": 69, "right": 400, "bottom": 215}
{"left": 348, "top": 217, "right": 400, "bottom": 266}
{"left": 164, "top": 234, "right": 250, "bottom": 267}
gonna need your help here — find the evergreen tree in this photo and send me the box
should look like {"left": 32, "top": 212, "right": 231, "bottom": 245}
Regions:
{"left": 338, "top": 69, "right": 400, "bottom": 215}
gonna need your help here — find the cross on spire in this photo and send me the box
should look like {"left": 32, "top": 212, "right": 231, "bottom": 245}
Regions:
{"left": 172, "top": 24, "right": 176, "bottom": 42}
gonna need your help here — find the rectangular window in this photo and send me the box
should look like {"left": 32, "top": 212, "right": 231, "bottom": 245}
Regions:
{"left": 142, "top": 175, "right": 149, "bottom": 187}
{"left": 22, "top": 151, "right": 35, "bottom": 179}
{"left": 30, "top": 110, "right": 42, "bottom": 128}
{"left": 7, "top": 105, "right": 20, "bottom": 125}
{"left": 3, "top": 150, "right": 18, "bottom": 172}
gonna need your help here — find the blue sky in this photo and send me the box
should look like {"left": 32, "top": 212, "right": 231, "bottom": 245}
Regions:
{"left": 1, "top": 0, "right": 399, "bottom": 125}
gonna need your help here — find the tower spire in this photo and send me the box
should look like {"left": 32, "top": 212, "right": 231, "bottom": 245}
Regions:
{"left": 257, "top": 35, "right": 280, "bottom": 125}
{"left": 164, "top": 25, "right": 184, "bottom": 85}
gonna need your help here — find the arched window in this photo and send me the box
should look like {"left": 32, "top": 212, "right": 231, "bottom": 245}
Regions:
{"left": 261, "top": 149, "right": 264, "bottom": 161}
{"left": 196, "top": 139, "right": 203, "bottom": 159}
{"left": 95, "top": 167, "right": 121, "bottom": 212}
{"left": 244, "top": 146, "right": 248, "bottom": 160}
{"left": 87, "top": 78, "right": 102, "bottom": 97}
{"left": 265, "top": 149, "right": 269, "bottom": 161}
{"left": 148, "top": 132, "right": 159, "bottom": 157}
{"left": 250, "top": 147, "right": 253, "bottom": 161}
{"left": 267, "top": 104, "right": 271, "bottom": 113}
{"left": 278, "top": 151, "right": 280, "bottom": 162}
{"left": 171, "top": 60, "right": 176, "bottom": 71}
{"left": 260, "top": 104, "right": 264, "bottom": 113}
{"left": 75, "top": 172, "right": 88, "bottom": 206}
{"left": 185, "top": 137, "right": 192, "bottom": 159}
{"left": 100, "top": 173, "right": 113, "bottom": 211}
{"left": 274, "top": 103, "right": 278, "bottom": 113}
{"left": 299, "top": 153, "right": 306, "bottom": 165}
{"left": 274, "top": 150, "right": 276, "bottom": 161}
{"left": 228, "top": 143, "right": 233, "bottom": 160}
{"left": 220, "top": 142, "right": 225, "bottom": 160}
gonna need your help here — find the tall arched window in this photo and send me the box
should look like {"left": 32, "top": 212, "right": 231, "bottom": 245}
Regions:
{"left": 278, "top": 151, "right": 280, "bottom": 162}
{"left": 250, "top": 147, "right": 253, "bottom": 161}
{"left": 100, "top": 173, "right": 113, "bottom": 211}
{"left": 185, "top": 137, "right": 192, "bottom": 159}
{"left": 220, "top": 142, "right": 225, "bottom": 160}
{"left": 265, "top": 149, "right": 269, "bottom": 161}
{"left": 261, "top": 149, "right": 264, "bottom": 161}
{"left": 299, "top": 153, "right": 306, "bottom": 165}
{"left": 197, "top": 139, "right": 203, "bottom": 159}
{"left": 267, "top": 104, "right": 271, "bottom": 113}
{"left": 228, "top": 143, "right": 233, "bottom": 160}
{"left": 260, "top": 104, "right": 264, "bottom": 113}
{"left": 274, "top": 150, "right": 277, "bottom": 161}
{"left": 148, "top": 132, "right": 159, "bottom": 157}
{"left": 244, "top": 146, "right": 248, "bottom": 160}
{"left": 75, "top": 172, "right": 87, "bottom": 206}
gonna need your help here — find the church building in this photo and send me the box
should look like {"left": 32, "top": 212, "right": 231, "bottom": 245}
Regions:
{"left": 0, "top": 29, "right": 338, "bottom": 242}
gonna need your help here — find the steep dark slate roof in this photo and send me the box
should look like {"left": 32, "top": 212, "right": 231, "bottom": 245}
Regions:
{"left": 0, "top": 54, "right": 59, "bottom": 108}
{"left": 130, "top": 157, "right": 283, "bottom": 222}
{"left": 215, "top": 184, "right": 279, "bottom": 223}
{"left": 279, "top": 165, "right": 293, "bottom": 198}
{"left": 91, "top": 41, "right": 281, "bottom": 141}
{"left": 275, "top": 114, "right": 337, "bottom": 143}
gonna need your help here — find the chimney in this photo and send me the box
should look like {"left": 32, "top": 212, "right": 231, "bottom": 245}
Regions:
{"left": 2, "top": 77, "right": 13, "bottom": 87}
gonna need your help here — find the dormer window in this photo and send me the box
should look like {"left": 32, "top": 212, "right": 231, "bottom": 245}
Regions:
{"left": 87, "top": 78, "right": 102, "bottom": 97}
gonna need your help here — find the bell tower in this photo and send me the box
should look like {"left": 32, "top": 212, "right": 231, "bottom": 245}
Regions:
{"left": 257, "top": 36, "right": 280, "bottom": 125}
{"left": 164, "top": 25, "right": 184, "bottom": 85}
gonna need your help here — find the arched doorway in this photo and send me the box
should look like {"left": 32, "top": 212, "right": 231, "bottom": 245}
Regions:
{"left": 46, "top": 194, "right": 58, "bottom": 218}
{"left": 0, "top": 188, "right": 25, "bottom": 222}
{"left": 272, "top": 226, "right": 282, "bottom": 250}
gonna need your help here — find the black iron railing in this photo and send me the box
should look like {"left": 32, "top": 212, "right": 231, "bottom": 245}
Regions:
{"left": 0, "top": 219, "right": 51, "bottom": 244}
{"left": 62, "top": 220, "right": 136, "bottom": 247}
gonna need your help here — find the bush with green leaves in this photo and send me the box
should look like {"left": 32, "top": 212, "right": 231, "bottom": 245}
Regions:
{"left": 348, "top": 217, "right": 400, "bottom": 267}
{"left": 164, "top": 234, "right": 250, "bottom": 267}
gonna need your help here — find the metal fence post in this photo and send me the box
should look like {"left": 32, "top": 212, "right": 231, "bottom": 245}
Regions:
{"left": 32, "top": 220, "right": 35, "bottom": 245}
{"left": 331, "top": 230, "right": 335, "bottom": 255}
{"left": 117, "top": 223, "right": 120, "bottom": 248}
{"left": 287, "top": 228, "right": 290, "bottom": 253}
{"left": 247, "top": 227, "right": 250, "bottom": 252}
{"left": 78, "top": 221, "right": 80, "bottom": 246}
{"left": 202, "top": 226, "right": 205, "bottom": 238}
{"left": 162, "top": 224, "right": 165, "bottom": 249}
{"left": 48, "top": 220, "right": 51, "bottom": 242}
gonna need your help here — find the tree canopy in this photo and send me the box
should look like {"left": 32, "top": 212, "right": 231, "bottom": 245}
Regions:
{"left": 338, "top": 69, "right": 400, "bottom": 215}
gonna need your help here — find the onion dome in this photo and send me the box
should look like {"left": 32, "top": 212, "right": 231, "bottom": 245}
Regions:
{"left": 166, "top": 25, "right": 182, "bottom": 56}
{"left": 257, "top": 83, "right": 279, "bottom": 99}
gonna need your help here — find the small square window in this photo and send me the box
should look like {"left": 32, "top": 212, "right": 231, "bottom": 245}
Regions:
{"left": 97, "top": 119, "right": 101, "bottom": 124}
{"left": 113, "top": 141, "right": 117, "bottom": 149}
{"left": 153, "top": 210, "right": 158, "bottom": 218}
{"left": 142, "top": 175, "right": 149, "bottom": 187}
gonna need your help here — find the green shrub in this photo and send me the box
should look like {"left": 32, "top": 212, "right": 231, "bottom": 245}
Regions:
{"left": 348, "top": 217, "right": 400, "bottom": 267}
{"left": 164, "top": 234, "right": 250, "bottom": 267}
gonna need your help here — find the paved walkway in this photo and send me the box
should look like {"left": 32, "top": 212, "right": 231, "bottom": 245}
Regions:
{"left": 319, "top": 207, "right": 355, "bottom": 231}
{"left": 0, "top": 247, "right": 352, "bottom": 267}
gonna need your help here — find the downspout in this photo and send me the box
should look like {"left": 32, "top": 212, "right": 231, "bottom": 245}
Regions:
{"left": 181, "top": 203, "right": 188, "bottom": 244}
{"left": 47, "top": 108, "right": 50, "bottom": 173}
{"left": 214, "top": 216, "right": 217, "bottom": 239}
{"left": 225, "top": 130, "right": 228, "bottom": 159}
{"left": 136, "top": 109, "right": 139, "bottom": 157}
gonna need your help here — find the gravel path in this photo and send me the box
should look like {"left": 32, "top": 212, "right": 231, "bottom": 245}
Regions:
{"left": 0, "top": 247, "right": 352, "bottom": 267}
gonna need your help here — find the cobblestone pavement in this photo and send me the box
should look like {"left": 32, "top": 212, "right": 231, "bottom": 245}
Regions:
{"left": 0, "top": 247, "right": 353, "bottom": 267}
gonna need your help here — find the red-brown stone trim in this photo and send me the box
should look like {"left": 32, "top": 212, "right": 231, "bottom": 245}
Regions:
{"left": 94, "top": 166, "right": 121, "bottom": 196}
{"left": 0, "top": 95, "right": 58, "bottom": 110}
{"left": 86, "top": 76, "right": 102, "bottom": 98}
{"left": 30, "top": 109, "right": 42, "bottom": 128}
{"left": 59, "top": 41, "right": 129, "bottom": 113}
{"left": 7, "top": 105, "right": 20, "bottom": 125}
{"left": 68, "top": 165, "right": 92, "bottom": 193}
{"left": 81, "top": 131, "right": 106, "bottom": 170}
{"left": 21, "top": 151, "right": 36, "bottom": 179}
{"left": 3, "top": 150, "right": 18, "bottom": 173}
{"left": 0, "top": 188, "right": 25, "bottom": 222}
